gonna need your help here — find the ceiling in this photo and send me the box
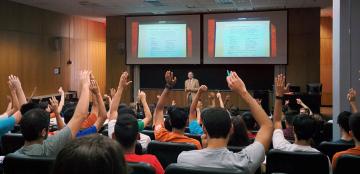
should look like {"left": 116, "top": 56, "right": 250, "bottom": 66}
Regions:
{"left": 11, "top": 0, "right": 332, "bottom": 20}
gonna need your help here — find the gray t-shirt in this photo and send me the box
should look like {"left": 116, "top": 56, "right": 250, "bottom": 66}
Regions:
{"left": 177, "top": 141, "right": 265, "bottom": 174}
{"left": 15, "top": 127, "right": 71, "bottom": 157}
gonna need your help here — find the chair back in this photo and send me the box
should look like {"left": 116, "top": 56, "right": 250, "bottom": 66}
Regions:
{"left": 266, "top": 149, "right": 329, "bottom": 174}
{"left": 318, "top": 141, "right": 354, "bottom": 161}
{"left": 334, "top": 154, "right": 360, "bottom": 174}
{"left": 165, "top": 163, "right": 242, "bottom": 174}
{"left": 1, "top": 133, "right": 25, "bottom": 155}
{"left": 147, "top": 141, "right": 196, "bottom": 168}
{"left": 3, "top": 153, "right": 55, "bottom": 174}
{"left": 128, "top": 162, "right": 156, "bottom": 174}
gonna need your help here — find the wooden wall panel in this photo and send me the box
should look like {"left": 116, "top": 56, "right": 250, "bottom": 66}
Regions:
{"left": 287, "top": 8, "right": 321, "bottom": 93}
{"left": 0, "top": 0, "right": 106, "bottom": 110}
{"left": 320, "top": 17, "right": 333, "bottom": 106}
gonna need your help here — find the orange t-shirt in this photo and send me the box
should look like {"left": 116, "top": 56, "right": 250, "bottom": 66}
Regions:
{"left": 154, "top": 124, "right": 202, "bottom": 150}
{"left": 81, "top": 113, "right": 97, "bottom": 129}
{"left": 332, "top": 146, "right": 360, "bottom": 169}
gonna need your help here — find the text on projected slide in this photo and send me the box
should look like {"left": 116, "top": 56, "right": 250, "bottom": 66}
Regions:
{"left": 215, "top": 20, "right": 270, "bottom": 57}
{"left": 138, "top": 24, "right": 187, "bottom": 58}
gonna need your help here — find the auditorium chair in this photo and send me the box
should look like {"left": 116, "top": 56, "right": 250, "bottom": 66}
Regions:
{"left": 334, "top": 155, "right": 360, "bottom": 174}
{"left": 147, "top": 141, "right": 197, "bottom": 168}
{"left": 3, "top": 153, "right": 55, "bottom": 174}
{"left": 128, "top": 162, "right": 156, "bottom": 174}
{"left": 266, "top": 149, "right": 329, "bottom": 174}
{"left": 227, "top": 146, "right": 244, "bottom": 153}
{"left": 141, "top": 130, "right": 155, "bottom": 140}
{"left": 184, "top": 133, "right": 202, "bottom": 143}
{"left": 322, "top": 122, "right": 333, "bottom": 142}
{"left": 1, "top": 133, "right": 25, "bottom": 155}
{"left": 135, "top": 142, "right": 144, "bottom": 155}
{"left": 165, "top": 163, "right": 241, "bottom": 174}
{"left": 318, "top": 141, "right": 354, "bottom": 161}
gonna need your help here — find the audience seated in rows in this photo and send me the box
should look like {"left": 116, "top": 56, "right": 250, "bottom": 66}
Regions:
{"left": 177, "top": 71, "right": 273, "bottom": 173}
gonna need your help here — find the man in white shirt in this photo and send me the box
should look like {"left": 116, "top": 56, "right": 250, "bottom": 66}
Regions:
{"left": 178, "top": 71, "right": 274, "bottom": 173}
{"left": 272, "top": 74, "right": 319, "bottom": 152}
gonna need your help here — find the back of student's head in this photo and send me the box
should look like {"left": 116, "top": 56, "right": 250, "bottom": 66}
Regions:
{"left": 349, "top": 113, "right": 360, "bottom": 142}
{"left": 114, "top": 113, "right": 139, "bottom": 150}
{"left": 337, "top": 111, "right": 352, "bottom": 133}
{"left": 167, "top": 106, "right": 188, "bottom": 130}
{"left": 242, "top": 111, "right": 256, "bottom": 131}
{"left": 20, "top": 109, "right": 50, "bottom": 141}
{"left": 292, "top": 114, "right": 316, "bottom": 141}
{"left": 285, "top": 111, "right": 298, "bottom": 126}
{"left": 228, "top": 115, "right": 250, "bottom": 146}
{"left": 202, "top": 107, "right": 231, "bottom": 139}
{"left": 118, "top": 106, "right": 136, "bottom": 117}
{"left": 63, "top": 107, "right": 76, "bottom": 124}
{"left": 229, "top": 106, "right": 240, "bottom": 117}
{"left": 52, "top": 134, "right": 127, "bottom": 174}
{"left": 20, "top": 102, "right": 40, "bottom": 115}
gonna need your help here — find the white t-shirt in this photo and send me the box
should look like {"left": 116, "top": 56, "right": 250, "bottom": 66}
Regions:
{"left": 272, "top": 129, "right": 319, "bottom": 152}
{"left": 107, "top": 119, "right": 151, "bottom": 150}
{"left": 177, "top": 141, "right": 265, "bottom": 174}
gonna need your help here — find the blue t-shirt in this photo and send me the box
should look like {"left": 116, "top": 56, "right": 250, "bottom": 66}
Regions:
{"left": 189, "top": 120, "right": 203, "bottom": 135}
{"left": 76, "top": 125, "right": 97, "bottom": 137}
{"left": 0, "top": 116, "right": 16, "bottom": 137}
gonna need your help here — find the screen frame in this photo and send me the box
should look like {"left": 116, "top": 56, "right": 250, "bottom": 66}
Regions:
{"left": 203, "top": 10, "right": 288, "bottom": 65}
{"left": 126, "top": 15, "right": 201, "bottom": 65}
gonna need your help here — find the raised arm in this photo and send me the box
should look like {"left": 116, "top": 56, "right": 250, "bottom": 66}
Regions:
{"left": 154, "top": 71, "right": 177, "bottom": 126}
{"left": 189, "top": 85, "right": 207, "bottom": 122}
{"left": 208, "top": 92, "right": 216, "bottom": 108}
{"left": 348, "top": 88, "right": 358, "bottom": 113}
{"left": 49, "top": 96, "right": 65, "bottom": 130}
{"left": 216, "top": 92, "right": 224, "bottom": 108}
{"left": 226, "top": 71, "right": 273, "bottom": 151}
{"left": 66, "top": 70, "right": 91, "bottom": 138}
{"left": 8, "top": 75, "right": 27, "bottom": 106}
{"left": 138, "top": 90, "right": 152, "bottom": 127}
{"left": 57, "top": 87, "right": 65, "bottom": 114}
{"left": 296, "top": 98, "right": 313, "bottom": 115}
{"left": 273, "top": 74, "right": 290, "bottom": 130}
{"left": 109, "top": 72, "right": 132, "bottom": 121}
{"left": 89, "top": 77, "right": 107, "bottom": 131}
{"left": 6, "top": 81, "right": 20, "bottom": 116}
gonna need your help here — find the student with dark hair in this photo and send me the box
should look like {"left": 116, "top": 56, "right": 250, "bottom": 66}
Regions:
{"left": 242, "top": 111, "right": 257, "bottom": 139}
{"left": 15, "top": 71, "right": 93, "bottom": 157}
{"left": 107, "top": 72, "right": 152, "bottom": 150}
{"left": 333, "top": 113, "right": 360, "bottom": 169}
{"left": 272, "top": 74, "right": 319, "bottom": 152}
{"left": 113, "top": 113, "right": 164, "bottom": 174}
{"left": 153, "top": 71, "right": 201, "bottom": 149}
{"left": 333, "top": 111, "right": 354, "bottom": 144}
{"left": 228, "top": 115, "right": 251, "bottom": 147}
{"left": 282, "top": 111, "right": 298, "bottom": 140}
{"left": 52, "top": 134, "right": 128, "bottom": 174}
{"left": 178, "top": 71, "right": 273, "bottom": 173}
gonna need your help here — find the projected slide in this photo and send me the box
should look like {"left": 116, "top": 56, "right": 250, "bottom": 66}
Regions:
{"left": 138, "top": 24, "right": 187, "bottom": 58}
{"left": 215, "top": 21, "right": 270, "bottom": 57}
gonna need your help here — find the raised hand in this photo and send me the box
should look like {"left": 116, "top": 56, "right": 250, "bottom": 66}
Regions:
{"left": 79, "top": 70, "right": 91, "bottom": 88}
{"left": 165, "top": 70, "right": 177, "bottom": 89}
{"left": 8, "top": 75, "right": 22, "bottom": 90}
{"left": 49, "top": 96, "right": 60, "bottom": 115}
{"left": 348, "top": 88, "right": 357, "bottom": 102}
{"left": 296, "top": 98, "right": 303, "bottom": 105}
{"left": 119, "top": 72, "right": 132, "bottom": 89}
{"left": 138, "top": 90, "right": 146, "bottom": 101}
{"left": 226, "top": 71, "right": 247, "bottom": 95}
{"left": 216, "top": 92, "right": 221, "bottom": 99}
{"left": 199, "top": 85, "right": 208, "bottom": 93}
{"left": 110, "top": 88, "right": 116, "bottom": 98}
{"left": 58, "top": 87, "right": 64, "bottom": 94}
{"left": 90, "top": 79, "right": 100, "bottom": 94}
{"left": 274, "top": 74, "right": 290, "bottom": 97}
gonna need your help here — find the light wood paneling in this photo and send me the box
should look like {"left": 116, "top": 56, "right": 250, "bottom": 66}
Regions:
{"left": 0, "top": 0, "right": 106, "bottom": 110}
{"left": 320, "top": 17, "right": 333, "bottom": 106}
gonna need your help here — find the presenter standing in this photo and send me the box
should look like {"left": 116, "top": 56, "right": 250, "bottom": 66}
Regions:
{"left": 185, "top": 71, "right": 199, "bottom": 106}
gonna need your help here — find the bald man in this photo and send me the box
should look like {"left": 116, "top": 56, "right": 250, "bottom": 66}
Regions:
{"left": 185, "top": 71, "right": 199, "bottom": 105}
